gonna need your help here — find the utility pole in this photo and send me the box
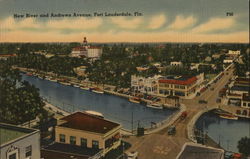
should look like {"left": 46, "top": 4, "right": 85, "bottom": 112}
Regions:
{"left": 131, "top": 111, "right": 133, "bottom": 134}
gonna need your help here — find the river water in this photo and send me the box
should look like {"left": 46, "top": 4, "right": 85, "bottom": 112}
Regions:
{"left": 195, "top": 112, "right": 250, "bottom": 153}
{"left": 22, "top": 74, "right": 176, "bottom": 131}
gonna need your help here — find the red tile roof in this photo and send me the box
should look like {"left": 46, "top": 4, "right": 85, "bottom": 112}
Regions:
{"left": 72, "top": 47, "right": 87, "bottom": 51}
{"left": 159, "top": 76, "right": 197, "bottom": 85}
{"left": 59, "top": 112, "right": 120, "bottom": 134}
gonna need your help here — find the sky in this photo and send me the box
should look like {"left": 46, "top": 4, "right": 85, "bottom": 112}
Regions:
{"left": 0, "top": 0, "right": 249, "bottom": 43}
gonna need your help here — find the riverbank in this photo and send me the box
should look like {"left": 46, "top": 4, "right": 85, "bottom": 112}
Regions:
{"left": 15, "top": 66, "right": 177, "bottom": 109}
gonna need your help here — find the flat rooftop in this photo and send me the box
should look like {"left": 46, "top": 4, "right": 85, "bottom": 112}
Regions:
{"left": 0, "top": 123, "right": 37, "bottom": 145}
{"left": 58, "top": 112, "right": 120, "bottom": 134}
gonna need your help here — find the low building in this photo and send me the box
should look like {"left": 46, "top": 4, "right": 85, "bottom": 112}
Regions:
{"left": 54, "top": 112, "right": 121, "bottom": 157}
{"left": 241, "top": 93, "right": 250, "bottom": 108}
{"left": 170, "top": 61, "right": 182, "bottom": 66}
{"left": 176, "top": 142, "right": 224, "bottom": 159}
{"left": 74, "top": 66, "right": 87, "bottom": 77}
{"left": 158, "top": 73, "right": 204, "bottom": 99}
{"left": 0, "top": 123, "right": 40, "bottom": 159}
{"left": 131, "top": 75, "right": 162, "bottom": 95}
{"left": 228, "top": 50, "right": 240, "bottom": 56}
{"left": 223, "top": 56, "right": 234, "bottom": 63}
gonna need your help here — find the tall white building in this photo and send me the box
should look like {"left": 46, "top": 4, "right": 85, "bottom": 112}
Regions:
{"left": 71, "top": 37, "right": 102, "bottom": 59}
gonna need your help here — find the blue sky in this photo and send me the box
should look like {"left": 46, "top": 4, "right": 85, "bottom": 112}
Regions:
{"left": 0, "top": 0, "right": 249, "bottom": 42}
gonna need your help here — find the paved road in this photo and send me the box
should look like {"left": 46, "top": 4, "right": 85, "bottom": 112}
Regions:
{"left": 124, "top": 65, "right": 235, "bottom": 159}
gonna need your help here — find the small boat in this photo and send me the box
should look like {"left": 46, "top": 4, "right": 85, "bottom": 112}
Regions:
{"left": 92, "top": 88, "right": 104, "bottom": 94}
{"left": 60, "top": 82, "right": 71, "bottom": 86}
{"left": 219, "top": 114, "right": 238, "bottom": 120}
{"left": 129, "top": 97, "right": 141, "bottom": 104}
{"left": 80, "top": 86, "right": 90, "bottom": 91}
{"left": 73, "top": 84, "right": 80, "bottom": 88}
{"left": 26, "top": 73, "right": 33, "bottom": 76}
{"left": 50, "top": 78, "right": 57, "bottom": 82}
{"left": 45, "top": 76, "right": 51, "bottom": 80}
{"left": 146, "top": 102, "right": 163, "bottom": 109}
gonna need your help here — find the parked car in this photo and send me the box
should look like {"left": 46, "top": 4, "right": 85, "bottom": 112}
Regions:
{"left": 167, "top": 126, "right": 176, "bottom": 135}
{"left": 126, "top": 151, "right": 138, "bottom": 159}
{"left": 198, "top": 100, "right": 208, "bottom": 104}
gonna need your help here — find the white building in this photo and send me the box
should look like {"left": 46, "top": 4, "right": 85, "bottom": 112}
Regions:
{"left": 131, "top": 75, "right": 162, "bottom": 95}
{"left": 71, "top": 37, "right": 102, "bottom": 59}
{"left": 228, "top": 50, "right": 240, "bottom": 56}
{"left": 223, "top": 57, "right": 234, "bottom": 63}
{"left": 170, "top": 61, "right": 182, "bottom": 66}
{"left": 0, "top": 123, "right": 40, "bottom": 159}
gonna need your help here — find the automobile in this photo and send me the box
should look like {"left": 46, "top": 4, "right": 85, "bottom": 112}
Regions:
{"left": 196, "top": 92, "right": 201, "bottom": 96}
{"left": 167, "top": 126, "right": 176, "bottom": 135}
{"left": 126, "top": 151, "right": 138, "bottom": 159}
{"left": 216, "top": 98, "right": 221, "bottom": 103}
{"left": 198, "top": 100, "right": 208, "bottom": 104}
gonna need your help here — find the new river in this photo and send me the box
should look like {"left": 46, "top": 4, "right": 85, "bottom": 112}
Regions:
{"left": 22, "top": 74, "right": 176, "bottom": 131}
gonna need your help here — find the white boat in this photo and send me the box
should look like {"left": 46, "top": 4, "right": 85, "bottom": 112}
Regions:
{"left": 45, "top": 76, "right": 51, "bottom": 80}
{"left": 50, "top": 79, "right": 57, "bottom": 82}
{"left": 146, "top": 102, "right": 163, "bottom": 109}
{"left": 80, "top": 86, "right": 90, "bottom": 90}
{"left": 129, "top": 97, "right": 141, "bottom": 104}
{"left": 73, "top": 84, "right": 80, "bottom": 88}
{"left": 60, "top": 82, "right": 71, "bottom": 86}
{"left": 219, "top": 114, "right": 238, "bottom": 120}
{"left": 92, "top": 88, "right": 104, "bottom": 94}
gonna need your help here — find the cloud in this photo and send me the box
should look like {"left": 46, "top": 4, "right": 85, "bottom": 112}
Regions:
{"left": 0, "top": 17, "right": 102, "bottom": 31}
{"left": 169, "top": 15, "right": 196, "bottom": 30}
{"left": 47, "top": 18, "right": 102, "bottom": 30}
{"left": 147, "top": 14, "right": 167, "bottom": 29}
{"left": 192, "top": 17, "right": 235, "bottom": 33}
{"left": 110, "top": 17, "right": 142, "bottom": 29}
{"left": 1, "top": 17, "right": 41, "bottom": 30}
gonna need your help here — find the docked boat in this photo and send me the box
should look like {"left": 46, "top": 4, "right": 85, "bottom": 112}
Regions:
{"left": 73, "top": 84, "right": 80, "bottom": 88}
{"left": 92, "top": 88, "right": 104, "bottom": 94}
{"left": 60, "top": 82, "right": 71, "bottom": 86}
{"left": 50, "top": 78, "right": 57, "bottom": 82}
{"left": 129, "top": 97, "right": 141, "bottom": 104}
{"left": 146, "top": 102, "right": 163, "bottom": 109}
{"left": 26, "top": 73, "right": 33, "bottom": 76}
{"left": 45, "top": 76, "right": 51, "bottom": 80}
{"left": 219, "top": 114, "right": 238, "bottom": 120}
{"left": 80, "top": 86, "right": 90, "bottom": 91}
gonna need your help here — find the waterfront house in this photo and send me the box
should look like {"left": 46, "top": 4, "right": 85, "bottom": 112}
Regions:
{"left": 52, "top": 111, "right": 121, "bottom": 158}
{"left": 0, "top": 123, "right": 40, "bottom": 159}
{"left": 158, "top": 73, "right": 204, "bottom": 99}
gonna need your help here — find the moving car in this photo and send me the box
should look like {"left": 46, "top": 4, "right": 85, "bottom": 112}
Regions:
{"left": 126, "top": 151, "right": 138, "bottom": 159}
